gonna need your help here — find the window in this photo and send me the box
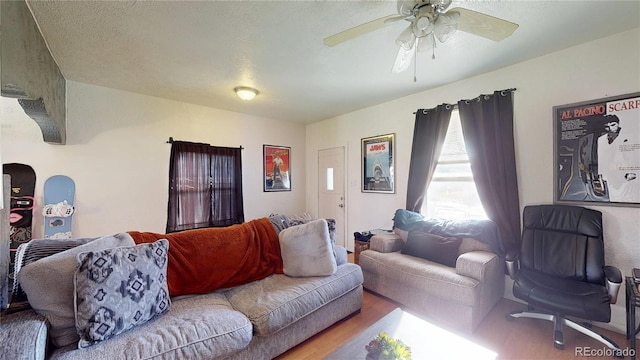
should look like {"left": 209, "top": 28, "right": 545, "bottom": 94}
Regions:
{"left": 423, "top": 110, "right": 487, "bottom": 220}
{"left": 167, "top": 142, "right": 244, "bottom": 233}
{"left": 326, "top": 168, "right": 334, "bottom": 191}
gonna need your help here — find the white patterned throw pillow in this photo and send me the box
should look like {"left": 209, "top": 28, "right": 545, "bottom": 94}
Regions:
{"left": 74, "top": 239, "right": 171, "bottom": 348}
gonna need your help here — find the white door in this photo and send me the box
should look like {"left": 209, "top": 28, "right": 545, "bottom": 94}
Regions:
{"left": 318, "top": 147, "right": 346, "bottom": 247}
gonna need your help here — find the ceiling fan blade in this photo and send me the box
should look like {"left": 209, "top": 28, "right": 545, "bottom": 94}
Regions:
{"left": 324, "top": 14, "right": 400, "bottom": 47}
{"left": 392, "top": 44, "right": 415, "bottom": 73}
{"left": 397, "top": 0, "right": 418, "bottom": 17}
{"left": 396, "top": 24, "right": 416, "bottom": 50}
{"left": 384, "top": 15, "right": 411, "bottom": 24}
{"left": 449, "top": 7, "right": 518, "bottom": 42}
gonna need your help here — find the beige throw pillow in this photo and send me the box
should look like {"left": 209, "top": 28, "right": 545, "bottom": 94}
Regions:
{"left": 278, "top": 219, "right": 337, "bottom": 277}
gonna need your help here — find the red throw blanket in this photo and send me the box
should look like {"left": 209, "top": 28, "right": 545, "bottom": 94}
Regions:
{"left": 128, "top": 218, "right": 283, "bottom": 297}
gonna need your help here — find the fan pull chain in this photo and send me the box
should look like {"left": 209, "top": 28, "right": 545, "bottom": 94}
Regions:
{"left": 432, "top": 35, "right": 436, "bottom": 60}
{"left": 413, "top": 41, "right": 418, "bottom": 83}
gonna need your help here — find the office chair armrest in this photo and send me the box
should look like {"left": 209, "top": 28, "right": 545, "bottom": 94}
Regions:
{"left": 604, "top": 265, "right": 622, "bottom": 304}
{"left": 505, "top": 250, "right": 519, "bottom": 280}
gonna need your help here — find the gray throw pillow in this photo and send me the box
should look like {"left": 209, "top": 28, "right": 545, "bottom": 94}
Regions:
{"left": 325, "top": 218, "right": 336, "bottom": 245}
{"left": 268, "top": 214, "right": 291, "bottom": 234}
{"left": 74, "top": 239, "right": 171, "bottom": 348}
{"left": 12, "top": 237, "right": 97, "bottom": 303}
{"left": 401, "top": 231, "right": 462, "bottom": 267}
{"left": 17, "top": 233, "right": 135, "bottom": 347}
{"left": 287, "top": 212, "right": 314, "bottom": 226}
{"left": 279, "top": 219, "right": 337, "bottom": 277}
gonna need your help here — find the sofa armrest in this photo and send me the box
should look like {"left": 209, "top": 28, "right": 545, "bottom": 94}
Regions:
{"left": 369, "top": 233, "right": 404, "bottom": 253}
{"left": 456, "top": 251, "right": 500, "bottom": 282}
{"left": 0, "top": 309, "right": 48, "bottom": 360}
{"left": 604, "top": 265, "right": 622, "bottom": 304}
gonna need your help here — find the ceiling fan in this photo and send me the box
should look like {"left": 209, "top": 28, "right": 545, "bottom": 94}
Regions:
{"left": 323, "top": 0, "right": 519, "bottom": 74}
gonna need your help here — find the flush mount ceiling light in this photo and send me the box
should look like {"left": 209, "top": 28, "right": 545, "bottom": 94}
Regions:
{"left": 234, "top": 86, "right": 259, "bottom": 101}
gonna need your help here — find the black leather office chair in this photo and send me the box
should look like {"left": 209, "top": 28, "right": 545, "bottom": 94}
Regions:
{"left": 506, "top": 205, "right": 623, "bottom": 354}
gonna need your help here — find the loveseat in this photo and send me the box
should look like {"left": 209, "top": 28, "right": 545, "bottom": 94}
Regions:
{"left": 1, "top": 217, "right": 363, "bottom": 360}
{"left": 359, "top": 210, "right": 505, "bottom": 333}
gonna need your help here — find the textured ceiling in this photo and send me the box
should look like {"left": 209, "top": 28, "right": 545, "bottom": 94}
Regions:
{"left": 26, "top": 1, "right": 640, "bottom": 124}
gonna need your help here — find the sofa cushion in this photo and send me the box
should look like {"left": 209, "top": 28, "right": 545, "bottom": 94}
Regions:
{"left": 0, "top": 309, "right": 48, "bottom": 360}
{"left": 18, "top": 233, "right": 135, "bottom": 347}
{"left": 74, "top": 239, "right": 171, "bottom": 348}
{"left": 49, "top": 292, "right": 252, "bottom": 360}
{"left": 224, "top": 263, "right": 363, "bottom": 337}
{"left": 402, "top": 231, "right": 462, "bottom": 267}
{"left": 279, "top": 219, "right": 337, "bottom": 277}
{"left": 359, "top": 250, "right": 479, "bottom": 307}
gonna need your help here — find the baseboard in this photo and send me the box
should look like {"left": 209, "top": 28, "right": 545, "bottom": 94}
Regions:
{"left": 502, "top": 275, "right": 637, "bottom": 339}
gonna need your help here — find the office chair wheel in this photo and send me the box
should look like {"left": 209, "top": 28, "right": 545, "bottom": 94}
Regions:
{"left": 553, "top": 329, "right": 564, "bottom": 350}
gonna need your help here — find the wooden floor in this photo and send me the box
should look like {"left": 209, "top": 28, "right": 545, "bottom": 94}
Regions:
{"left": 276, "top": 255, "right": 632, "bottom": 360}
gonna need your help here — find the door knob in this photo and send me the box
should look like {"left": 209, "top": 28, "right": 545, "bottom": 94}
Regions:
{"left": 338, "top": 204, "right": 344, "bottom": 208}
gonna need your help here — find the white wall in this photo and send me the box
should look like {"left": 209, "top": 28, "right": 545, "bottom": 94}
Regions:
{"left": 306, "top": 29, "right": 640, "bottom": 333}
{"left": 1, "top": 81, "right": 306, "bottom": 237}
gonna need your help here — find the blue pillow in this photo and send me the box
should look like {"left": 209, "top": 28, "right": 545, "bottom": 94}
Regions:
{"left": 392, "top": 209, "right": 425, "bottom": 231}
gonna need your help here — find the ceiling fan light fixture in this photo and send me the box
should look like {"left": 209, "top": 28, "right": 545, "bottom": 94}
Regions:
{"left": 414, "top": 15, "right": 434, "bottom": 35}
{"left": 433, "top": 0, "right": 453, "bottom": 12}
{"left": 234, "top": 86, "right": 259, "bottom": 101}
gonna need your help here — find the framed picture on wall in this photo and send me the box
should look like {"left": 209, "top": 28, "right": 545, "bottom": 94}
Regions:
{"left": 362, "top": 133, "right": 395, "bottom": 193}
{"left": 553, "top": 92, "right": 640, "bottom": 206}
{"left": 263, "top": 145, "right": 291, "bottom": 192}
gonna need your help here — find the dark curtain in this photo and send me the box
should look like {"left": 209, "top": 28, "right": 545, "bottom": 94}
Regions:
{"left": 457, "top": 90, "right": 521, "bottom": 254}
{"left": 210, "top": 147, "right": 244, "bottom": 227}
{"left": 167, "top": 141, "right": 244, "bottom": 233}
{"left": 405, "top": 104, "right": 453, "bottom": 212}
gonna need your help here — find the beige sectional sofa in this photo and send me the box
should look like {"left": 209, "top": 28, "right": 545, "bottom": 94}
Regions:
{"left": 3, "top": 257, "right": 363, "bottom": 360}
{"left": 360, "top": 228, "right": 504, "bottom": 333}
{"left": 1, "top": 217, "right": 363, "bottom": 360}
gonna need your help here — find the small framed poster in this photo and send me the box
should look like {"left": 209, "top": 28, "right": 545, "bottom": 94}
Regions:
{"left": 362, "top": 133, "right": 395, "bottom": 193}
{"left": 553, "top": 92, "right": 640, "bottom": 206}
{"left": 263, "top": 145, "right": 291, "bottom": 192}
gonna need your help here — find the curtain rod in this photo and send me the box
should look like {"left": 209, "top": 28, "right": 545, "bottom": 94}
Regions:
{"left": 413, "top": 88, "right": 517, "bottom": 114}
{"left": 166, "top": 137, "right": 244, "bottom": 150}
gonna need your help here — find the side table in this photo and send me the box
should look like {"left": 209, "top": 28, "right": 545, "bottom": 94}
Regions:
{"left": 354, "top": 240, "right": 369, "bottom": 265}
{"left": 353, "top": 229, "right": 392, "bottom": 265}
{"left": 626, "top": 276, "right": 640, "bottom": 360}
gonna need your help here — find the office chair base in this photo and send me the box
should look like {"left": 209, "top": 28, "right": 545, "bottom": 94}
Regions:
{"left": 508, "top": 310, "right": 624, "bottom": 357}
